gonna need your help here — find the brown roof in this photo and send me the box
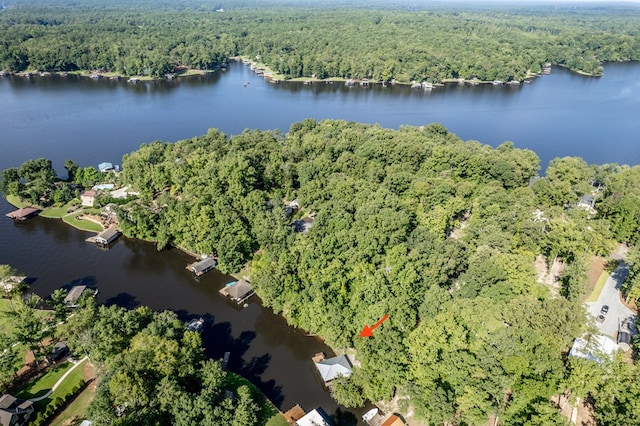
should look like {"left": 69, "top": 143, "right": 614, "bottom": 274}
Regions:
{"left": 5, "top": 207, "right": 40, "bottom": 219}
{"left": 81, "top": 190, "right": 96, "bottom": 197}
{"left": 226, "top": 279, "right": 253, "bottom": 299}
{"left": 381, "top": 415, "right": 405, "bottom": 426}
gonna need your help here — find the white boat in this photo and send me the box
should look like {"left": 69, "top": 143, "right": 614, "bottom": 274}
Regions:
{"left": 362, "top": 408, "right": 379, "bottom": 423}
{"left": 186, "top": 317, "right": 205, "bottom": 332}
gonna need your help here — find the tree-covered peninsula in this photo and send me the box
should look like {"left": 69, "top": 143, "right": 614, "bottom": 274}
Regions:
{"left": 6, "top": 120, "right": 637, "bottom": 424}
{"left": 1, "top": 0, "right": 640, "bottom": 81}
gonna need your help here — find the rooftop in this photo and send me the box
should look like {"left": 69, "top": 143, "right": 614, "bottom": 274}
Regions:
{"left": 315, "top": 354, "right": 352, "bottom": 383}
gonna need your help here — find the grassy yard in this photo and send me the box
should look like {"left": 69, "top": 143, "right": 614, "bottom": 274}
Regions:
{"left": 17, "top": 362, "right": 73, "bottom": 400}
{"left": 61, "top": 213, "right": 103, "bottom": 233}
{"left": 0, "top": 298, "right": 15, "bottom": 335}
{"left": 6, "top": 195, "right": 29, "bottom": 208}
{"left": 49, "top": 383, "right": 95, "bottom": 426}
{"left": 17, "top": 359, "right": 88, "bottom": 420}
{"left": 265, "top": 413, "right": 289, "bottom": 426}
{"left": 585, "top": 271, "right": 610, "bottom": 303}
{"left": 39, "top": 202, "right": 78, "bottom": 219}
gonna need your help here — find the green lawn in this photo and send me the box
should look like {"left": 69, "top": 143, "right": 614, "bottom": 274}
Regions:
{"left": 265, "top": 414, "right": 289, "bottom": 426}
{"left": 17, "top": 359, "right": 88, "bottom": 418}
{"left": 40, "top": 202, "right": 78, "bottom": 219}
{"left": 585, "top": 271, "right": 610, "bottom": 303}
{"left": 5, "top": 195, "right": 29, "bottom": 208}
{"left": 0, "top": 298, "right": 15, "bottom": 334}
{"left": 39, "top": 359, "right": 87, "bottom": 411}
{"left": 17, "top": 362, "right": 72, "bottom": 400}
{"left": 49, "top": 383, "right": 95, "bottom": 426}
{"left": 61, "top": 213, "right": 103, "bottom": 233}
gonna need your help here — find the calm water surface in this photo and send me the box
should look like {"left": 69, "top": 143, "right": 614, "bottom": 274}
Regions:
{"left": 1, "top": 61, "right": 640, "bottom": 422}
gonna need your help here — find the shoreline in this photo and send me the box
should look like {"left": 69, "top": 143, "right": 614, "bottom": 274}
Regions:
{"left": 234, "top": 56, "right": 619, "bottom": 88}
{"left": 1, "top": 59, "right": 616, "bottom": 86}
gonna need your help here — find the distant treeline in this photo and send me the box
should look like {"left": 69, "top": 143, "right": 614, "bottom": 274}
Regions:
{"left": 1, "top": 0, "right": 640, "bottom": 81}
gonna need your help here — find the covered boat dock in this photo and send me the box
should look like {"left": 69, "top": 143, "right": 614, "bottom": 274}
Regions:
{"left": 186, "top": 257, "right": 217, "bottom": 276}
{"left": 5, "top": 207, "right": 41, "bottom": 221}
{"left": 94, "top": 227, "right": 121, "bottom": 247}
{"left": 219, "top": 278, "right": 254, "bottom": 304}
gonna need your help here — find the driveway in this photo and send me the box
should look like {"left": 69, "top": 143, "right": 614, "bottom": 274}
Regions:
{"left": 585, "top": 262, "right": 637, "bottom": 338}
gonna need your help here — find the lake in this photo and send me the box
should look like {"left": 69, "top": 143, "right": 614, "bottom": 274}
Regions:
{"left": 1, "top": 61, "right": 639, "bottom": 423}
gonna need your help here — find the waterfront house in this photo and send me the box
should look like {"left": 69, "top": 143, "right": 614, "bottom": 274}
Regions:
{"left": 95, "top": 228, "right": 121, "bottom": 247}
{"left": 80, "top": 190, "right": 97, "bottom": 207}
{"left": 296, "top": 407, "right": 333, "bottom": 426}
{"left": 5, "top": 207, "right": 40, "bottom": 221}
{"left": 0, "top": 394, "right": 34, "bottom": 426}
{"left": 186, "top": 257, "right": 217, "bottom": 276}
{"left": 313, "top": 353, "right": 352, "bottom": 386}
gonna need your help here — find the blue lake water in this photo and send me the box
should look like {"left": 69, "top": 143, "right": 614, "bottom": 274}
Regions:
{"left": 1, "top": 61, "right": 639, "bottom": 173}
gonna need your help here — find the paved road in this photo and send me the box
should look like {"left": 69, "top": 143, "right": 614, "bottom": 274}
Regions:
{"left": 586, "top": 262, "right": 637, "bottom": 338}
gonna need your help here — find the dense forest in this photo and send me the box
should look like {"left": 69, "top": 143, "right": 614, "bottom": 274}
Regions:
{"left": 1, "top": 0, "right": 640, "bottom": 81}
{"left": 7, "top": 120, "right": 627, "bottom": 424}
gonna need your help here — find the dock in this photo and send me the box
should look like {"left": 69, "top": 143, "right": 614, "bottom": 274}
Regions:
{"left": 64, "top": 285, "right": 98, "bottom": 308}
{"left": 221, "top": 351, "right": 230, "bottom": 370}
{"left": 186, "top": 257, "right": 217, "bottom": 276}
{"left": 219, "top": 278, "right": 254, "bottom": 304}
{"left": 283, "top": 404, "right": 306, "bottom": 424}
{"left": 90, "top": 227, "right": 121, "bottom": 247}
{"left": 5, "top": 207, "right": 41, "bottom": 221}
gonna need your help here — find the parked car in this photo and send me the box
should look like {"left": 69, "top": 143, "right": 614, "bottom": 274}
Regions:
{"left": 600, "top": 305, "right": 609, "bottom": 315}
{"left": 596, "top": 314, "right": 606, "bottom": 323}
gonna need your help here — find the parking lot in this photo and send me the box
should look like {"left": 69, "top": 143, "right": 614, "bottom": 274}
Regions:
{"left": 585, "top": 262, "right": 637, "bottom": 338}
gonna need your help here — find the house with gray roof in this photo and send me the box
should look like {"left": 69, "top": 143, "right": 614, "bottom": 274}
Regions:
{"left": 314, "top": 354, "right": 352, "bottom": 386}
{"left": 0, "top": 394, "right": 34, "bottom": 426}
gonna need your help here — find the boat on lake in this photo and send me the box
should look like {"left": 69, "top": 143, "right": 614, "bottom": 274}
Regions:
{"left": 186, "top": 317, "right": 205, "bottom": 332}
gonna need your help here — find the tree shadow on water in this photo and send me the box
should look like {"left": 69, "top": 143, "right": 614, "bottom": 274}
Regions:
{"left": 201, "top": 326, "right": 284, "bottom": 408}
{"left": 330, "top": 408, "right": 358, "bottom": 426}
{"left": 104, "top": 292, "right": 139, "bottom": 310}
{"left": 240, "top": 353, "right": 284, "bottom": 408}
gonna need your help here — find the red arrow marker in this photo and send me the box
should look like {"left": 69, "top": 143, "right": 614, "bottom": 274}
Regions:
{"left": 359, "top": 314, "right": 389, "bottom": 337}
